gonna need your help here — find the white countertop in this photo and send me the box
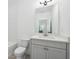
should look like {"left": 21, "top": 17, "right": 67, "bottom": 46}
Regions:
{"left": 31, "top": 33, "right": 70, "bottom": 43}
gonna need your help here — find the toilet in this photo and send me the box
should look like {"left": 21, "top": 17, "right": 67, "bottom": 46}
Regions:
{"left": 14, "top": 39, "right": 29, "bottom": 59}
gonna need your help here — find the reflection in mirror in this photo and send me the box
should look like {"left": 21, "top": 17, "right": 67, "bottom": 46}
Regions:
{"left": 38, "top": 19, "right": 52, "bottom": 34}
{"left": 34, "top": 1, "right": 58, "bottom": 35}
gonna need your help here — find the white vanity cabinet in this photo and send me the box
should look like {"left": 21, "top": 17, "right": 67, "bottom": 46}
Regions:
{"left": 47, "top": 47, "right": 66, "bottom": 59}
{"left": 31, "top": 39, "right": 69, "bottom": 59}
{"left": 32, "top": 45, "right": 46, "bottom": 59}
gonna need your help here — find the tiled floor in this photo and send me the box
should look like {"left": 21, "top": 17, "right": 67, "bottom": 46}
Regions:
{"left": 8, "top": 55, "right": 16, "bottom": 59}
{"left": 8, "top": 55, "right": 30, "bottom": 59}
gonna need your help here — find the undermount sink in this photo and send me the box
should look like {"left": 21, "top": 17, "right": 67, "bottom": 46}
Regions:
{"left": 31, "top": 33, "right": 55, "bottom": 40}
{"left": 31, "top": 33, "right": 69, "bottom": 43}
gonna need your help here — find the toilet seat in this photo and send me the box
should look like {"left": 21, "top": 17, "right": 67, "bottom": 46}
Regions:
{"left": 14, "top": 47, "right": 26, "bottom": 56}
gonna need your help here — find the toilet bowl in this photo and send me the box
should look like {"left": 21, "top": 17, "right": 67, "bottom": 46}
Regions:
{"left": 14, "top": 47, "right": 26, "bottom": 59}
{"left": 14, "top": 39, "right": 29, "bottom": 59}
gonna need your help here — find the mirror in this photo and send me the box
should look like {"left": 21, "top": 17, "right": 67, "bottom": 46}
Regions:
{"left": 34, "top": 1, "right": 58, "bottom": 35}
{"left": 38, "top": 19, "right": 52, "bottom": 33}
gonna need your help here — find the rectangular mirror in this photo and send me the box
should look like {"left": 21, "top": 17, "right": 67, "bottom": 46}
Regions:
{"left": 34, "top": 2, "right": 58, "bottom": 35}
{"left": 38, "top": 19, "right": 52, "bottom": 33}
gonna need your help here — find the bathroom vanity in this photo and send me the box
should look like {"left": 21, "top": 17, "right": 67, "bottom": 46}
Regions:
{"left": 30, "top": 34, "right": 69, "bottom": 59}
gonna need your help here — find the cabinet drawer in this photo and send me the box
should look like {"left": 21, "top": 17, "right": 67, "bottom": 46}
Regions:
{"left": 31, "top": 39, "right": 66, "bottom": 50}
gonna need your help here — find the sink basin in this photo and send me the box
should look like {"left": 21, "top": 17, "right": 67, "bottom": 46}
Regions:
{"left": 31, "top": 33, "right": 69, "bottom": 43}
{"left": 31, "top": 34, "right": 55, "bottom": 40}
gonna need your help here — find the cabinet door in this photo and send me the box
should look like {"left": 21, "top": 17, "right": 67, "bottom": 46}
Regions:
{"left": 47, "top": 48, "right": 66, "bottom": 59}
{"left": 31, "top": 45, "right": 46, "bottom": 59}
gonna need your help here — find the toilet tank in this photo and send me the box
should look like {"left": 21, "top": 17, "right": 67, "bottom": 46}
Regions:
{"left": 17, "top": 39, "right": 29, "bottom": 48}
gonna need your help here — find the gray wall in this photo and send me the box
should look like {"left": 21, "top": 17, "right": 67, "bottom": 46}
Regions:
{"left": 17, "top": 0, "right": 37, "bottom": 40}
{"left": 8, "top": 0, "right": 70, "bottom": 41}
{"left": 8, "top": 0, "right": 18, "bottom": 42}
{"left": 58, "top": 0, "right": 70, "bottom": 37}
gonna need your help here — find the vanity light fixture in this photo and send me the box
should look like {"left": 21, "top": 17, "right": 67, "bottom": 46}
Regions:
{"left": 40, "top": 0, "right": 52, "bottom": 6}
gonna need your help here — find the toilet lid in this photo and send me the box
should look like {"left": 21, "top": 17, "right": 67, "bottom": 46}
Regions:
{"left": 15, "top": 47, "right": 26, "bottom": 54}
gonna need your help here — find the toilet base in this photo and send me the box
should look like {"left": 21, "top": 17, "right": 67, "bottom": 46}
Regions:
{"left": 16, "top": 55, "right": 25, "bottom": 59}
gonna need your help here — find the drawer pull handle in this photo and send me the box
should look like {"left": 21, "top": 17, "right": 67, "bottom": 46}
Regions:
{"left": 44, "top": 48, "right": 48, "bottom": 51}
